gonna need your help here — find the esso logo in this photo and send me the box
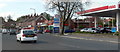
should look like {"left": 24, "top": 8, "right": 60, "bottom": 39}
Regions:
{"left": 108, "top": 5, "right": 116, "bottom": 9}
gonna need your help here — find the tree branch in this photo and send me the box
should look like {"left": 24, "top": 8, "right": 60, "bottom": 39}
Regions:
{"left": 64, "top": 2, "right": 76, "bottom": 22}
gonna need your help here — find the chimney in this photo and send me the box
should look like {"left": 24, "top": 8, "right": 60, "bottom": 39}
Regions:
{"left": 36, "top": 14, "right": 39, "bottom": 17}
{"left": 34, "top": 13, "right": 36, "bottom": 17}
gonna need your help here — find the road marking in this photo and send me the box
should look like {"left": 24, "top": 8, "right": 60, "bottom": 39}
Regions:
{"left": 58, "top": 43, "right": 81, "bottom": 48}
{"left": 54, "top": 35, "right": 119, "bottom": 43}
{"left": 0, "top": 33, "right": 2, "bottom": 52}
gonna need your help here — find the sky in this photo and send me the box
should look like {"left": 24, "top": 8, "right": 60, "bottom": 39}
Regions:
{"left": 0, "top": 0, "right": 120, "bottom": 20}
{"left": 88, "top": 0, "right": 120, "bottom": 9}
{"left": 0, "top": 0, "right": 55, "bottom": 20}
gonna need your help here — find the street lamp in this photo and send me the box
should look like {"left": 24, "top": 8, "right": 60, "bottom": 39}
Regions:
{"left": 30, "top": 8, "right": 36, "bottom": 14}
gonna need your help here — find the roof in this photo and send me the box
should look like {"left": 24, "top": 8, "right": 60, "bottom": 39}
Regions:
{"left": 27, "top": 15, "right": 48, "bottom": 22}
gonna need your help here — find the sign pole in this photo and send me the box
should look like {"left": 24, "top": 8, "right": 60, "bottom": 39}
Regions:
{"left": 116, "top": 11, "right": 120, "bottom": 32}
{"left": 94, "top": 17, "right": 97, "bottom": 28}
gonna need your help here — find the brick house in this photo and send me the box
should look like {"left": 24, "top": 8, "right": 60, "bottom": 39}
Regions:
{"left": 2, "top": 19, "right": 16, "bottom": 29}
{"left": 63, "top": 19, "right": 76, "bottom": 29}
{"left": 73, "top": 17, "right": 103, "bottom": 30}
{"left": 0, "top": 17, "right": 6, "bottom": 30}
{"left": 16, "top": 14, "right": 48, "bottom": 30}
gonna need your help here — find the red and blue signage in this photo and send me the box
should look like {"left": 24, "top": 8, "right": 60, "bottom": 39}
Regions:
{"left": 53, "top": 27, "right": 59, "bottom": 33}
{"left": 53, "top": 15, "right": 60, "bottom": 33}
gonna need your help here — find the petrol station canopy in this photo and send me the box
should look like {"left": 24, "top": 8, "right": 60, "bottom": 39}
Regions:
{"left": 76, "top": 3, "right": 120, "bottom": 32}
{"left": 77, "top": 4, "right": 120, "bottom": 17}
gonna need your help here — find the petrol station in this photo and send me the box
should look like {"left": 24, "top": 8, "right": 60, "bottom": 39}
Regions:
{"left": 77, "top": 3, "right": 120, "bottom": 32}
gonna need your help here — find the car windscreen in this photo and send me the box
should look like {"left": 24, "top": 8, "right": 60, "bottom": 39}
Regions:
{"left": 23, "top": 31, "right": 35, "bottom": 35}
{"left": 92, "top": 28, "right": 96, "bottom": 30}
{"left": 84, "top": 28, "right": 88, "bottom": 30}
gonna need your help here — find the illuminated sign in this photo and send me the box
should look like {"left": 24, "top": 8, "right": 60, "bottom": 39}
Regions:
{"left": 77, "top": 5, "right": 116, "bottom": 14}
{"left": 108, "top": 5, "right": 116, "bottom": 9}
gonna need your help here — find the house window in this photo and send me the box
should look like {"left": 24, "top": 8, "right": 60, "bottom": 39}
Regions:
{"left": 41, "top": 18, "right": 43, "bottom": 20}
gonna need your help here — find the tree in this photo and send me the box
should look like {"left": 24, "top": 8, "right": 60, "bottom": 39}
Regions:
{"left": 109, "top": 18, "right": 116, "bottom": 27}
{"left": 0, "top": 17, "right": 6, "bottom": 23}
{"left": 0, "top": 17, "right": 6, "bottom": 28}
{"left": 16, "top": 15, "right": 28, "bottom": 22}
{"left": 7, "top": 15, "right": 15, "bottom": 22}
{"left": 45, "top": 0, "right": 90, "bottom": 35}
{"left": 41, "top": 12, "right": 51, "bottom": 20}
{"left": 79, "top": 25, "right": 85, "bottom": 29}
{"left": 46, "top": 14, "right": 51, "bottom": 20}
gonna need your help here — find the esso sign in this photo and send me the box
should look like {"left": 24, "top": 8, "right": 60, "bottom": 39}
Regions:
{"left": 108, "top": 5, "right": 116, "bottom": 9}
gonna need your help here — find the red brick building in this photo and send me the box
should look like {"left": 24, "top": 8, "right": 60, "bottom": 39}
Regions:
{"left": 73, "top": 17, "right": 103, "bottom": 29}
{"left": 16, "top": 14, "right": 48, "bottom": 30}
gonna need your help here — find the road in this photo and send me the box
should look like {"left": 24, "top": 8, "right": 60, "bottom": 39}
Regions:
{"left": 2, "top": 33, "right": 118, "bottom": 50}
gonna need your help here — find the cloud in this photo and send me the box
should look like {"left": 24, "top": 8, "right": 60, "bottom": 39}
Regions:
{"left": 0, "top": 3, "right": 7, "bottom": 8}
{"left": 0, "top": 12, "right": 14, "bottom": 17}
{"left": 0, "top": 12, "right": 15, "bottom": 21}
{"left": 0, "top": 0, "right": 15, "bottom": 2}
{"left": 0, "top": 12, "right": 22, "bottom": 20}
{"left": 0, "top": 0, "right": 43, "bottom": 3}
{"left": 87, "top": 0, "right": 120, "bottom": 9}
{"left": 11, "top": 0, "right": 43, "bottom": 2}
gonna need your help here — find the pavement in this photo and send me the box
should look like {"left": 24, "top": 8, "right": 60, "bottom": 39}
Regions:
{"left": 2, "top": 33, "right": 118, "bottom": 50}
{"left": 53, "top": 33, "right": 119, "bottom": 43}
{"left": 0, "top": 33, "right": 2, "bottom": 52}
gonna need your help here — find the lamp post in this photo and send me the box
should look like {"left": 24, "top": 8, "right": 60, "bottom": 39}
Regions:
{"left": 30, "top": 8, "right": 36, "bottom": 14}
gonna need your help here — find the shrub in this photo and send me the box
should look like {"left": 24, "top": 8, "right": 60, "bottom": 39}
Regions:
{"left": 113, "top": 31, "right": 120, "bottom": 36}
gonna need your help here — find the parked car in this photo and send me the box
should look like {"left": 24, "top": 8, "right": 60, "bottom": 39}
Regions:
{"left": 44, "top": 29, "right": 51, "bottom": 33}
{"left": 65, "top": 29, "right": 75, "bottom": 33}
{"left": 9, "top": 29, "right": 17, "bottom": 35}
{"left": 2, "top": 29, "right": 8, "bottom": 34}
{"left": 98, "top": 28, "right": 112, "bottom": 33}
{"left": 0, "top": 29, "right": 2, "bottom": 33}
{"left": 111, "top": 27, "right": 117, "bottom": 33}
{"left": 37, "top": 30, "right": 43, "bottom": 34}
{"left": 80, "top": 28, "right": 100, "bottom": 33}
{"left": 80, "top": 28, "right": 89, "bottom": 32}
{"left": 87, "top": 28, "right": 99, "bottom": 33}
{"left": 16, "top": 29, "right": 37, "bottom": 43}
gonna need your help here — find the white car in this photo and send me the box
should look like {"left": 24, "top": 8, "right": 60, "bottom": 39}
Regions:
{"left": 87, "top": 28, "right": 97, "bottom": 33}
{"left": 80, "top": 28, "right": 89, "bottom": 32}
{"left": 2, "top": 29, "right": 8, "bottom": 34}
{"left": 80, "top": 28, "right": 98, "bottom": 33}
{"left": 16, "top": 29, "right": 37, "bottom": 43}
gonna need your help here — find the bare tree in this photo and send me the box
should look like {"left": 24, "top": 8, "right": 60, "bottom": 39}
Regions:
{"left": 45, "top": 0, "right": 90, "bottom": 35}
{"left": 6, "top": 15, "right": 15, "bottom": 22}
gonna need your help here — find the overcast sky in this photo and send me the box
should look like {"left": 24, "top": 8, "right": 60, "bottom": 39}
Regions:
{"left": 0, "top": 0, "right": 120, "bottom": 20}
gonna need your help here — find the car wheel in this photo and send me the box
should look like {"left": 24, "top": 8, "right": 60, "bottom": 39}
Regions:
{"left": 20, "top": 38, "right": 23, "bottom": 43}
{"left": 17, "top": 39, "right": 19, "bottom": 42}
{"left": 10, "top": 33, "right": 12, "bottom": 35}
{"left": 109, "top": 32, "right": 111, "bottom": 33}
{"left": 93, "top": 31, "right": 95, "bottom": 33}
{"left": 33, "top": 40, "right": 36, "bottom": 43}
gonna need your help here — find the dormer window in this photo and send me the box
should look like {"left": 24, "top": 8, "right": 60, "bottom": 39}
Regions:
{"left": 41, "top": 18, "right": 43, "bottom": 20}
